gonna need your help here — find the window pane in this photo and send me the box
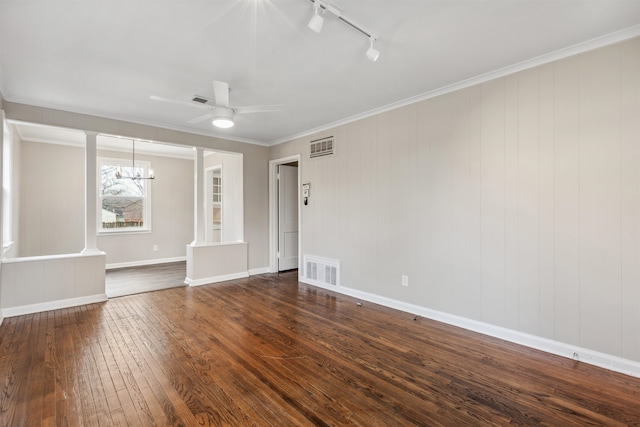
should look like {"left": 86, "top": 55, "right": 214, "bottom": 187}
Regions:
{"left": 102, "top": 197, "right": 144, "bottom": 229}
{"left": 101, "top": 165, "right": 145, "bottom": 197}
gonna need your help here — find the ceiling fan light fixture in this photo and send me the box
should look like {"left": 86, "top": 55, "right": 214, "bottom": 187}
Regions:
{"left": 308, "top": 3, "right": 324, "bottom": 33}
{"left": 366, "top": 37, "right": 380, "bottom": 62}
{"left": 212, "top": 107, "right": 234, "bottom": 128}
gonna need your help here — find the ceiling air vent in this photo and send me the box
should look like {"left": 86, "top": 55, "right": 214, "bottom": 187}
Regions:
{"left": 310, "top": 136, "right": 335, "bottom": 159}
{"left": 192, "top": 96, "right": 209, "bottom": 104}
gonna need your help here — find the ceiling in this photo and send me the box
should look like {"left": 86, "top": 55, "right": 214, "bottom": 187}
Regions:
{"left": 1, "top": 0, "right": 639, "bottom": 146}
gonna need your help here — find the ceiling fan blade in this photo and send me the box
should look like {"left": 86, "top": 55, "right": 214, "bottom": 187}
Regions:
{"left": 234, "top": 104, "right": 285, "bottom": 114}
{"left": 212, "top": 81, "right": 230, "bottom": 108}
{"left": 150, "top": 95, "right": 211, "bottom": 110}
{"left": 187, "top": 113, "right": 214, "bottom": 124}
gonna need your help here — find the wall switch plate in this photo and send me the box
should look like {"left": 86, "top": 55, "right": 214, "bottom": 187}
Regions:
{"left": 153, "top": 245, "right": 159, "bottom": 252}
{"left": 401, "top": 275, "right": 409, "bottom": 287}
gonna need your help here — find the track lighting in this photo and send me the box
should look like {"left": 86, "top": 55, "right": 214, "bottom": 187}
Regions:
{"left": 307, "top": 0, "right": 380, "bottom": 63}
{"left": 212, "top": 107, "right": 234, "bottom": 128}
{"left": 366, "top": 37, "right": 380, "bottom": 62}
{"left": 307, "top": 3, "right": 324, "bottom": 33}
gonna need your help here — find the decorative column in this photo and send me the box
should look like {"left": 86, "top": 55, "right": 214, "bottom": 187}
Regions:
{"left": 81, "top": 131, "right": 101, "bottom": 255}
{"left": 192, "top": 147, "right": 205, "bottom": 245}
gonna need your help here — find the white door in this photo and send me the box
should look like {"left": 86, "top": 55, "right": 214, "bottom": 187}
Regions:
{"left": 278, "top": 164, "right": 298, "bottom": 271}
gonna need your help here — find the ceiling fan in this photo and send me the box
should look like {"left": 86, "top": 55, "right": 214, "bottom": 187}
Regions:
{"left": 150, "top": 81, "right": 282, "bottom": 129}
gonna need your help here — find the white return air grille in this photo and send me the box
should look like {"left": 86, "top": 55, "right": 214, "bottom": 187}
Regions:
{"left": 303, "top": 255, "right": 340, "bottom": 287}
{"left": 310, "top": 136, "right": 335, "bottom": 159}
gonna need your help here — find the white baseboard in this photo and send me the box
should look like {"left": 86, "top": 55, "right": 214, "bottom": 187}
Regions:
{"left": 2, "top": 294, "right": 108, "bottom": 318}
{"left": 185, "top": 271, "right": 249, "bottom": 287}
{"left": 299, "top": 278, "right": 640, "bottom": 379}
{"left": 249, "top": 267, "right": 270, "bottom": 276}
{"left": 106, "top": 256, "right": 186, "bottom": 270}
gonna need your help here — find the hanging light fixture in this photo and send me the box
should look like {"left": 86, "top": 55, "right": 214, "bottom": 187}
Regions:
{"left": 115, "top": 139, "right": 155, "bottom": 180}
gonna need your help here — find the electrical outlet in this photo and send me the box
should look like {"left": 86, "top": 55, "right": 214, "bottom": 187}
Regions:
{"left": 401, "top": 275, "right": 409, "bottom": 287}
{"left": 153, "top": 245, "right": 159, "bottom": 252}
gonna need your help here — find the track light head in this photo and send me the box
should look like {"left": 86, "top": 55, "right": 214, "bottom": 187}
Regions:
{"left": 308, "top": 3, "right": 324, "bottom": 33}
{"left": 366, "top": 37, "right": 380, "bottom": 62}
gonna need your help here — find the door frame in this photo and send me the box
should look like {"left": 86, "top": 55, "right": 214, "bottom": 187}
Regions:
{"left": 269, "top": 154, "right": 301, "bottom": 273}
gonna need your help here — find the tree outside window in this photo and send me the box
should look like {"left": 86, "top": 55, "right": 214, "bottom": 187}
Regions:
{"left": 99, "top": 159, "right": 151, "bottom": 232}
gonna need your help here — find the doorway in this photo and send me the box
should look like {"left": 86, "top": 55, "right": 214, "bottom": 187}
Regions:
{"left": 278, "top": 162, "right": 298, "bottom": 271}
{"left": 269, "top": 155, "right": 301, "bottom": 273}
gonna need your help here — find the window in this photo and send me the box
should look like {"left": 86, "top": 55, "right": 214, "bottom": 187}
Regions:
{"left": 99, "top": 158, "right": 151, "bottom": 232}
{"left": 2, "top": 118, "right": 13, "bottom": 252}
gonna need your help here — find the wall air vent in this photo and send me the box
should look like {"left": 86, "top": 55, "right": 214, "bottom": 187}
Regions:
{"left": 310, "top": 136, "right": 335, "bottom": 159}
{"left": 192, "top": 96, "right": 209, "bottom": 104}
{"left": 303, "top": 255, "right": 340, "bottom": 287}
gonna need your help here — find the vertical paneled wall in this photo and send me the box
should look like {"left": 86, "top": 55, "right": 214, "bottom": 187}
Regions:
{"left": 270, "top": 37, "right": 640, "bottom": 362}
{"left": 19, "top": 141, "right": 85, "bottom": 256}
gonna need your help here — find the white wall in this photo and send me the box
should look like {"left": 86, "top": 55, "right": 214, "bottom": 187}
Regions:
{"left": 19, "top": 140, "right": 84, "bottom": 256}
{"left": 270, "top": 38, "right": 640, "bottom": 364}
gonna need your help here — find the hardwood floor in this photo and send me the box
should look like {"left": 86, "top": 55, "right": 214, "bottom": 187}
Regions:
{"left": 106, "top": 261, "right": 187, "bottom": 298}
{"left": 1, "top": 267, "right": 640, "bottom": 426}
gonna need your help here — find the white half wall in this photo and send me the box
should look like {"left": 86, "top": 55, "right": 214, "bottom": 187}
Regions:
{"left": 186, "top": 242, "right": 248, "bottom": 286}
{"left": 1, "top": 252, "right": 107, "bottom": 317}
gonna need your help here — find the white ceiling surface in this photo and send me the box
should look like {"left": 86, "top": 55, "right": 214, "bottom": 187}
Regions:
{"left": 1, "top": 1, "right": 639, "bottom": 146}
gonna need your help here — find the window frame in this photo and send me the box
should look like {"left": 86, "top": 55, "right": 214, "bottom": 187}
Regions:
{"left": 98, "top": 156, "right": 152, "bottom": 234}
{"left": 2, "top": 117, "right": 14, "bottom": 253}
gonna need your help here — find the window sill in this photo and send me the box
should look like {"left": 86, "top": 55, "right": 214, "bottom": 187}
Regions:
{"left": 2, "top": 241, "right": 14, "bottom": 256}
{"left": 98, "top": 229, "right": 152, "bottom": 236}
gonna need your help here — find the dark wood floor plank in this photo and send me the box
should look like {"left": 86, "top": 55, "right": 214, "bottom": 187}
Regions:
{"left": 67, "top": 305, "right": 101, "bottom": 426}
{"left": 195, "top": 283, "right": 432, "bottom": 426}
{"left": 1, "top": 265, "right": 640, "bottom": 425}
{"left": 0, "top": 315, "right": 27, "bottom": 427}
{"left": 99, "top": 302, "right": 149, "bottom": 427}
{"left": 41, "top": 310, "right": 58, "bottom": 427}
{"left": 53, "top": 308, "right": 74, "bottom": 427}
{"left": 112, "top": 297, "right": 202, "bottom": 426}
{"left": 128, "top": 294, "right": 269, "bottom": 426}
{"left": 210, "top": 279, "right": 498, "bottom": 425}
{"left": 15, "top": 313, "right": 39, "bottom": 427}
{"left": 126, "top": 291, "right": 298, "bottom": 426}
